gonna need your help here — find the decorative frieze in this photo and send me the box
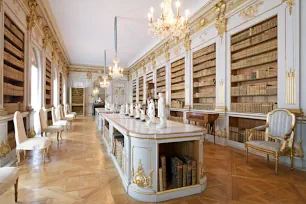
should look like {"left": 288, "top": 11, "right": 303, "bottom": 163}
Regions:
{"left": 239, "top": 1, "right": 263, "bottom": 19}
{"left": 43, "top": 26, "right": 50, "bottom": 49}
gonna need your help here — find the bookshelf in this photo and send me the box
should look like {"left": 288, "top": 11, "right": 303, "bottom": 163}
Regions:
{"left": 156, "top": 67, "right": 166, "bottom": 95}
{"left": 169, "top": 111, "right": 184, "bottom": 123}
{"left": 146, "top": 71, "right": 154, "bottom": 99}
{"left": 171, "top": 59, "right": 185, "bottom": 108}
{"left": 45, "top": 58, "right": 52, "bottom": 108}
{"left": 139, "top": 76, "right": 144, "bottom": 104}
{"left": 70, "top": 88, "right": 85, "bottom": 116}
{"left": 230, "top": 16, "right": 278, "bottom": 114}
{"left": 59, "top": 73, "right": 63, "bottom": 105}
{"left": 229, "top": 117, "right": 266, "bottom": 143}
{"left": 3, "top": 14, "right": 25, "bottom": 114}
{"left": 192, "top": 44, "right": 216, "bottom": 110}
{"left": 132, "top": 79, "right": 136, "bottom": 104}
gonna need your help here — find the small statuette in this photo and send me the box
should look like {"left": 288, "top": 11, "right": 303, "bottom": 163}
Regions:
{"left": 125, "top": 103, "right": 129, "bottom": 115}
{"left": 157, "top": 93, "right": 167, "bottom": 129}
{"left": 146, "top": 99, "right": 155, "bottom": 126}
{"left": 129, "top": 103, "right": 134, "bottom": 117}
{"left": 140, "top": 109, "right": 146, "bottom": 122}
{"left": 110, "top": 103, "right": 116, "bottom": 112}
{"left": 97, "top": 97, "right": 102, "bottom": 103}
{"left": 135, "top": 104, "right": 141, "bottom": 119}
{"left": 119, "top": 105, "right": 125, "bottom": 115}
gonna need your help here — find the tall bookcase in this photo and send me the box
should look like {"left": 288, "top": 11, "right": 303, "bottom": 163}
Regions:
{"left": 138, "top": 76, "right": 144, "bottom": 104}
{"left": 156, "top": 67, "right": 166, "bottom": 95}
{"left": 132, "top": 79, "right": 136, "bottom": 104}
{"left": 146, "top": 71, "right": 154, "bottom": 98}
{"left": 192, "top": 44, "right": 216, "bottom": 110}
{"left": 59, "top": 73, "right": 63, "bottom": 105}
{"left": 230, "top": 16, "right": 278, "bottom": 114}
{"left": 45, "top": 59, "right": 52, "bottom": 108}
{"left": 171, "top": 58, "right": 185, "bottom": 108}
{"left": 3, "top": 14, "right": 25, "bottom": 114}
{"left": 70, "top": 88, "right": 85, "bottom": 116}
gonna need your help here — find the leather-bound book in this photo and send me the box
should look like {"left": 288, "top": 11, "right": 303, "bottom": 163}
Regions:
{"left": 182, "top": 164, "right": 187, "bottom": 187}
{"left": 161, "top": 156, "right": 167, "bottom": 190}
{"left": 159, "top": 168, "right": 163, "bottom": 191}
{"left": 191, "top": 159, "right": 197, "bottom": 185}
{"left": 181, "top": 156, "right": 192, "bottom": 186}
{"left": 171, "top": 157, "right": 183, "bottom": 188}
{"left": 177, "top": 158, "right": 183, "bottom": 188}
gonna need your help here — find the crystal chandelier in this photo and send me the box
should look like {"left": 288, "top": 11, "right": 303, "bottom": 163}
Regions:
{"left": 109, "top": 16, "right": 124, "bottom": 78}
{"left": 100, "top": 50, "right": 110, "bottom": 88}
{"left": 148, "top": 0, "right": 190, "bottom": 40}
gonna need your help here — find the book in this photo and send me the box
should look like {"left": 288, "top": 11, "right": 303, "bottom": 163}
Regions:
{"left": 159, "top": 168, "right": 163, "bottom": 191}
{"left": 192, "top": 159, "right": 197, "bottom": 185}
{"left": 171, "top": 157, "right": 183, "bottom": 188}
{"left": 181, "top": 156, "right": 192, "bottom": 186}
{"left": 161, "top": 156, "right": 167, "bottom": 190}
{"left": 183, "top": 164, "right": 187, "bottom": 187}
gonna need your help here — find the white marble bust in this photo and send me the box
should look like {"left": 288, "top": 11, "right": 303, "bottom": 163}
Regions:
{"left": 129, "top": 103, "right": 134, "bottom": 117}
{"left": 146, "top": 99, "right": 155, "bottom": 126}
{"left": 135, "top": 104, "right": 141, "bottom": 119}
{"left": 157, "top": 93, "right": 167, "bottom": 128}
{"left": 120, "top": 105, "right": 125, "bottom": 115}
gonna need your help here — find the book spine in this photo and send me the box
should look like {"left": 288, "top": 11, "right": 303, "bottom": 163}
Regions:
{"left": 192, "top": 160, "right": 197, "bottom": 185}
{"left": 183, "top": 164, "right": 187, "bottom": 187}
{"left": 177, "top": 160, "right": 183, "bottom": 188}
{"left": 161, "top": 156, "right": 167, "bottom": 190}
{"left": 159, "top": 168, "right": 163, "bottom": 192}
{"left": 187, "top": 161, "right": 192, "bottom": 186}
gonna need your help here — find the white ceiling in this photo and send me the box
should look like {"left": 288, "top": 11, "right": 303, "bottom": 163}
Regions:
{"left": 48, "top": 0, "right": 208, "bottom": 68}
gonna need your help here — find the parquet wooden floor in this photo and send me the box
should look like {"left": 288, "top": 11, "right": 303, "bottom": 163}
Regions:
{"left": 1, "top": 116, "right": 306, "bottom": 204}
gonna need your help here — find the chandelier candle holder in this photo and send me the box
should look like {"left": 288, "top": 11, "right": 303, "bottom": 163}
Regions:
{"left": 109, "top": 16, "right": 124, "bottom": 78}
{"left": 100, "top": 50, "right": 110, "bottom": 88}
{"left": 148, "top": 0, "right": 190, "bottom": 39}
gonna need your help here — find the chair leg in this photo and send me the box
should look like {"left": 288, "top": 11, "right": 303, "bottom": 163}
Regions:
{"left": 24, "top": 150, "right": 26, "bottom": 160}
{"left": 245, "top": 147, "right": 248, "bottom": 163}
{"left": 290, "top": 148, "right": 294, "bottom": 170}
{"left": 41, "top": 132, "right": 43, "bottom": 137}
{"left": 16, "top": 150, "right": 20, "bottom": 166}
{"left": 14, "top": 178, "right": 18, "bottom": 203}
{"left": 267, "top": 154, "right": 269, "bottom": 162}
{"left": 275, "top": 153, "right": 279, "bottom": 175}
{"left": 60, "top": 131, "right": 63, "bottom": 140}
{"left": 42, "top": 148, "right": 46, "bottom": 164}
{"left": 57, "top": 132, "right": 59, "bottom": 143}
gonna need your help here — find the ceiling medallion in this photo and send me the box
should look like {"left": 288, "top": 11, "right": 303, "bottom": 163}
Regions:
{"left": 148, "top": 0, "right": 190, "bottom": 40}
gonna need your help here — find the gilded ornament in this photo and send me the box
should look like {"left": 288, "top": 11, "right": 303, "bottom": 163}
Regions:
{"left": 227, "top": 0, "right": 248, "bottom": 13}
{"left": 283, "top": 0, "right": 294, "bottom": 15}
{"left": 0, "top": 140, "right": 11, "bottom": 158}
{"left": 132, "top": 159, "right": 153, "bottom": 188}
{"left": 43, "top": 26, "right": 50, "bottom": 49}
{"left": 27, "top": 128, "right": 36, "bottom": 138}
{"left": 27, "top": 0, "right": 39, "bottom": 30}
{"left": 215, "top": 0, "right": 227, "bottom": 39}
{"left": 239, "top": 1, "right": 263, "bottom": 19}
{"left": 184, "top": 33, "right": 191, "bottom": 52}
{"left": 285, "top": 69, "right": 296, "bottom": 105}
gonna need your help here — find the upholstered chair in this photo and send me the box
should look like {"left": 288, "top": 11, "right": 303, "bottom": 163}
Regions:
{"left": 39, "top": 109, "right": 64, "bottom": 143}
{"left": 0, "top": 167, "right": 19, "bottom": 202}
{"left": 245, "top": 109, "right": 296, "bottom": 174}
{"left": 52, "top": 107, "right": 69, "bottom": 130}
{"left": 13, "top": 111, "right": 52, "bottom": 165}
{"left": 65, "top": 103, "right": 77, "bottom": 119}
{"left": 59, "top": 105, "right": 74, "bottom": 123}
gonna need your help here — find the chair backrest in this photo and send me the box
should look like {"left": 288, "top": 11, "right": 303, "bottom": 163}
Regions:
{"left": 51, "top": 107, "right": 57, "bottom": 124}
{"left": 266, "top": 109, "right": 296, "bottom": 139}
{"left": 39, "top": 109, "right": 48, "bottom": 130}
{"left": 59, "top": 105, "right": 65, "bottom": 119}
{"left": 55, "top": 106, "right": 62, "bottom": 121}
{"left": 13, "top": 111, "right": 28, "bottom": 146}
{"left": 64, "top": 104, "right": 69, "bottom": 115}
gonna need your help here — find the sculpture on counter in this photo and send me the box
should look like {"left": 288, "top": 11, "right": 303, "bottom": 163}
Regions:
{"left": 140, "top": 109, "right": 146, "bottom": 122}
{"left": 146, "top": 99, "right": 155, "bottom": 126}
{"left": 129, "top": 103, "right": 134, "bottom": 117}
{"left": 157, "top": 93, "right": 167, "bottom": 129}
{"left": 110, "top": 103, "right": 116, "bottom": 112}
{"left": 105, "top": 101, "right": 109, "bottom": 110}
{"left": 125, "top": 103, "right": 129, "bottom": 115}
{"left": 120, "top": 105, "right": 125, "bottom": 115}
{"left": 135, "top": 104, "right": 141, "bottom": 119}
{"left": 97, "top": 97, "right": 102, "bottom": 103}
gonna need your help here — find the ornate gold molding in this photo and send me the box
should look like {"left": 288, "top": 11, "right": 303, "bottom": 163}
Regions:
{"left": 283, "top": 0, "right": 294, "bottom": 15}
{"left": 87, "top": 72, "right": 92, "bottom": 80}
{"left": 184, "top": 33, "right": 191, "bottom": 52}
{"left": 227, "top": 0, "right": 248, "bottom": 13}
{"left": 27, "top": 0, "right": 39, "bottom": 30}
{"left": 0, "top": 140, "right": 11, "bottom": 158}
{"left": 164, "top": 42, "right": 170, "bottom": 62}
{"left": 43, "top": 26, "right": 50, "bottom": 49}
{"left": 215, "top": 0, "right": 227, "bottom": 39}
{"left": 240, "top": 1, "right": 263, "bottom": 19}
{"left": 132, "top": 160, "right": 153, "bottom": 188}
{"left": 150, "top": 53, "right": 156, "bottom": 68}
{"left": 285, "top": 69, "right": 296, "bottom": 105}
{"left": 218, "top": 79, "right": 225, "bottom": 104}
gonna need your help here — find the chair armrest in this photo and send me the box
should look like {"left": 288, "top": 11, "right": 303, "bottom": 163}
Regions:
{"left": 247, "top": 124, "right": 268, "bottom": 141}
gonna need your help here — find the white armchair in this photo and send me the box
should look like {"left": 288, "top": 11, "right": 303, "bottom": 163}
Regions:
{"left": 245, "top": 109, "right": 296, "bottom": 174}
{"left": 13, "top": 111, "right": 52, "bottom": 165}
{"left": 65, "top": 103, "right": 76, "bottom": 119}
{"left": 0, "top": 167, "right": 19, "bottom": 203}
{"left": 39, "top": 109, "right": 64, "bottom": 143}
{"left": 52, "top": 107, "right": 70, "bottom": 130}
{"left": 59, "top": 105, "right": 74, "bottom": 122}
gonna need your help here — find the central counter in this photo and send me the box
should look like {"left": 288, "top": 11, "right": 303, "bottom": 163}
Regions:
{"left": 96, "top": 109, "right": 207, "bottom": 202}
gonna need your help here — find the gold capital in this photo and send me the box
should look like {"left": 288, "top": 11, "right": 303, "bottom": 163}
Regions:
{"left": 27, "top": 0, "right": 38, "bottom": 30}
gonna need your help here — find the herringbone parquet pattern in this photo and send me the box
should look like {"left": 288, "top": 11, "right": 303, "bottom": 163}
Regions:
{"left": 0, "top": 116, "right": 305, "bottom": 204}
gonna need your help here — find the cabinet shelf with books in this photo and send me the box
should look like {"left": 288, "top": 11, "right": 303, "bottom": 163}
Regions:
{"left": 231, "top": 16, "right": 278, "bottom": 114}
{"left": 193, "top": 44, "right": 216, "bottom": 111}
{"left": 138, "top": 76, "right": 144, "bottom": 104}
{"left": 229, "top": 116, "right": 266, "bottom": 144}
{"left": 3, "top": 15, "right": 25, "bottom": 114}
{"left": 59, "top": 73, "right": 63, "bottom": 105}
{"left": 169, "top": 110, "right": 184, "bottom": 123}
{"left": 111, "top": 128, "right": 126, "bottom": 174}
{"left": 132, "top": 79, "right": 137, "bottom": 104}
{"left": 158, "top": 141, "right": 199, "bottom": 192}
{"left": 45, "top": 59, "right": 52, "bottom": 108}
{"left": 146, "top": 71, "right": 154, "bottom": 100}
{"left": 156, "top": 67, "right": 166, "bottom": 95}
{"left": 171, "top": 59, "right": 185, "bottom": 108}
{"left": 70, "top": 88, "right": 85, "bottom": 116}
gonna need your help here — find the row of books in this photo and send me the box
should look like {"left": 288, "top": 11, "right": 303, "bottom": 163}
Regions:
{"left": 172, "top": 64, "right": 185, "bottom": 73}
{"left": 169, "top": 115, "right": 184, "bottom": 123}
{"left": 171, "top": 92, "right": 185, "bottom": 99}
{"left": 231, "top": 27, "right": 277, "bottom": 52}
{"left": 194, "top": 92, "right": 216, "bottom": 98}
{"left": 4, "top": 40, "right": 24, "bottom": 59}
{"left": 193, "top": 103, "right": 215, "bottom": 111}
{"left": 229, "top": 127, "right": 265, "bottom": 143}
{"left": 194, "top": 79, "right": 216, "bottom": 87}
{"left": 4, "top": 15, "right": 24, "bottom": 41}
{"left": 193, "top": 68, "right": 216, "bottom": 78}
{"left": 3, "top": 82, "right": 24, "bottom": 96}
{"left": 112, "top": 135, "right": 126, "bottom": 173}
{"left": 4, "top": 64, "right": 24, "bottom": 82}
{"left": 231, "top": 67, "right": 277, "bottom": 82}
{"left": 159, "top": 156, "right": 197, "bottom": 191}
{"left": 231, "top": 84, "right": 277, "bottom": 96}
{"left": 3, "top": 102, "right": 24, "bottom": 114}
{"left": 171, "top": 100, "right": 184, "bottom": 109}
{"left": 193, "top": 44, "right": 215, "bottom": 59}
{"left": 172, "top": 59, "right": 185, "bottom": 68}
{"left": 231, "top": 102, "right": 277, "bottom": 114}
{"left": 172, "top": 70, "right": 185, "bottom": 79}
{"left": 171, "top": 83, "right": 185, "bottom": 91}
{"left": 232, "top": 39, "right": 277, "bottom": 61}
{"left": 172, "top": 76, "right": 184, "bottom": 84}
{"left": 193, "top": 52, "right": 216, "bottom": 66}
{"left": 4, "top": 51, "right": 24, "bottom": 69}
{"left": 193, "top": 60, "right": 216, "bottom": 72}
{"left": 231, "top": 50, "right": 277, "bottom": 70}
{"left": 4, "top": 28, "right": 24, "bottom": 51}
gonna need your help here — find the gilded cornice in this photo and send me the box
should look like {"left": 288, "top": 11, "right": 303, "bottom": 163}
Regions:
{"left": 240, "top": 1, "right": 263, "bottom": 19}
{"left": 27, "top": 0, "right": 39, "bottom": 30}
{"left": 184, "top": 33, "right": 191, "bottom": 52}
{"left": 282, "top": 0, "right": 294, "bottom": 15}
{"left": 215, "top": 0, "right": 227, "bottom": 39}
{"left": 227, "top": 0, "right": 248, "bottom": 13}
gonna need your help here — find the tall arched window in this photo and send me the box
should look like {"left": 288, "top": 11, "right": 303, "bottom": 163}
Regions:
{"left": 31, "top": 48, "right": 40, "bottom": 110}
{"left": 53, "top": 66, "right": 58, "bottom": 106}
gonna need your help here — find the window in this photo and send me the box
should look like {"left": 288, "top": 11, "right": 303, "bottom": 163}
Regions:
{"left": 31, "top": 48, "right": 40, "bottom": 110}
